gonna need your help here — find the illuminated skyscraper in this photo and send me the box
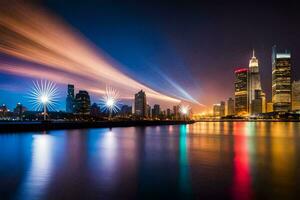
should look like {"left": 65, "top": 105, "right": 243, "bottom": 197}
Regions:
{"left": 152, "top": 104, "right": 160, "bottom": 118}
{"left": 66, "top": 84, "right": 75, "bottom": 113}
{"left": 248, "top": 50, "right": 263, "bottom": 114}
{"left": 75, "top": 90, "right": 91, "bottom": 115}
{"left": 292, "top": 80, "right": 300, "bottom": 111}
{"left": 234, "top": 68, "right": 249, "bottom": 115}
{"left": 134, "top": 90, "right": 147, "bottom": 118}
{"left": 213, "top": 103, "right": 221, "bottom": 117}
{"left": 267, "top": 102, "right": 273, "bottom": 113}
{"left": 220, "top": 101, "right": 225, "bottom": 117}
{"left": 272, "top": 46, "right": 292, "bottom": 112}
{"left": 227, "top": 97, "right": 235, "bottom": 116}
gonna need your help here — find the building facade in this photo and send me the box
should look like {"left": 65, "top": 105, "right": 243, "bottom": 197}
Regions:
{"left": 292, "top": 80, "right": 300, "bottom": 111}
{"left": 227, "top": 97, "right": 235, "bottom": 116}
{"left": 152, "top": 104, "right": 160, "bottom": 118}
{"left": 213, "top": 104, "right": 221, "bottom": 117}
{"left": 272, "top": 46, "right": 292, "bottom": 112}
{"left": 134, "top": 90, "right": 147, "bottom": 118}
{"left": 234, "top": 68, "right": 249, "bottom": 115}
{"left": 75, "top": 90, "right": 91, "bottom": 115}
{"left": 248, "top": 50, "right": 263, "bottom": 114}
{"left": 66, "top": 84, "right": 75, "bottom": 113}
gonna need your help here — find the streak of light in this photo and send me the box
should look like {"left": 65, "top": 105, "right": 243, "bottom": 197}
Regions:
{"left": 0, "top": 2, "right": 183, "bottom": 103}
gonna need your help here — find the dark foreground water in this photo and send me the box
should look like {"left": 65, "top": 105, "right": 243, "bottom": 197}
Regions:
{"left": 1, "top": 122, "right": 300, "bottom": 200}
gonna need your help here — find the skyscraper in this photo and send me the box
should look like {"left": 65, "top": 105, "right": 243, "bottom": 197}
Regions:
{"left": 234, "top": 68, "right": 249, "bottom": 115}
{"left": 152, "top": 104, "right": 160, "bottom": 118}
{"left": 227, "top": 97, "right": 235, "bottom": 116}
{"left": 251, "top": 90, "right": 263, "bottom": 115}
{"left": 220, "top": 101, "right": 225, "bottom": 117}
{"left": 272, "top": 46, "right": 292, "bottom": 112}
{"left": 248, "top": 50, "right": 263, "bottom": 114}
{"left": 75, "top": 90, "right": 91, "bottom": 115}
{"left": 134, "top": 90, "right": 147, "bottom": 118}
{"left": 213, "top": 104, "right": 221, "bottom": 117}
{"left": 292, "top": 80, "right": 300, "bottom": 111}
{"left": 66, "top": 84, "right": 75, "bottom": 113}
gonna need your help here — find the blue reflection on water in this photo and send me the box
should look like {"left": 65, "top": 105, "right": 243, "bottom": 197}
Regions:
{"left": 179, "top": 125, "right": 191, "bottom": 195}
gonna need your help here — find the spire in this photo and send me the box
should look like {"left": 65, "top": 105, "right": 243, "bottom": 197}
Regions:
{"left": 252, "top": 49, "right": 255, "bottom": 58}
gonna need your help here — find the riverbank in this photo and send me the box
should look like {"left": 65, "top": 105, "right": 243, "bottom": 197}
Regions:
{"left": 0, "top": 120, "right": 194, "bottom": 133}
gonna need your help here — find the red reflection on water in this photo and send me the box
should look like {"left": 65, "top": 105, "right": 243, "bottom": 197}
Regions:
{"left": 232, "top": 123, "right": 252, "bottom": 200}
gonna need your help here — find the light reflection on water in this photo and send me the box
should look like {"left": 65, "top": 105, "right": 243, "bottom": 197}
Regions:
{"left": 0, "top": 122, "right": 300, "bottom": 199}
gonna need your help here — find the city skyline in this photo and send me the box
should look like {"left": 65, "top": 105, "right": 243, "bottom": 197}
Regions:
{"left": 1, "top": 1, "right": 300, "bottom": 112}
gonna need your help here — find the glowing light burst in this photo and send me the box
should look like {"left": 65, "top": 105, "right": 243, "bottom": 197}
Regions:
{"left": 179, "top": 104, "right": 191, "bottom": 115}
{"left": 100, "top": 86, "right": 121, "bottom": 114}
{"left": 27, "top": 80, "right": 59, "bottom": 111}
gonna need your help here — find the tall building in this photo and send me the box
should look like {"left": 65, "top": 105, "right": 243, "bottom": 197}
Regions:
{"left": 251, "top": 90, "right": 263, "bottom": 115}
{"left": 75, "top": 90, "right": 91, "bottom": 115}
{"left": 134, "top": 90, "right": 147, "bottom": 118}
{"left": 292, "top": 80, "right": 300, "bottom": 111}
{"left": 173, "top": 105, "right": 179, "bottom": 119}
{"left": 13, "top": 103, "right": 27, "bottom": 120}
{"left": 66, "top": 84, "right": 75, "bottom": 113}
{"left": 146, "top": 104, "right": 151, "bottom": 118}
{"left": 267, "top": 102, "right": 274, "bottom": 113}
{"left": 248, "top": 50, "right": 264, "bottom": 114}
{"left": 220, "top": 101, "right": 225, "bottom": 117}
{"left": 213, "top": 104, "right": 221, "bottom": 117}
{"left": 227, "top": 97, "right": 235, "bottom": 116}
{"left": 234, "top": 68, "right": 249, "bottom": 115}
{"left": 152, "top": 104, "right": 160, "bottom": 118}
{"left": 272, "top": 46, "right": 292, "bottom": 112}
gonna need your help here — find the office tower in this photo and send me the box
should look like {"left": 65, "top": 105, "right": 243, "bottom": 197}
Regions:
{"left": 167, "top": 108, "right": 171, "bottom": 118}
{"left": 120, "top": 105, "right": 132, "bottom": 117}
{"left": 234, "top": 68, "right": 249, "bottom": 115}
{"left": 213, "top": 104, "right": 221, "bottom": 117}
{"left": 248, "top": 50, "right": 262, "bottom": 112}
{"left": 66, "top": 84, "right": 75, "bottom": 113}
{"left": 152, "top": 104, "right": 160, "bottom": 118}
{"left": 227, "top": 97, "right": 235, "bottom": 116}
{"left": 267, "top": 102, "right": 273, "bottom": 113}
{"left": 173, "top": 105, "right": 179, "bottom": 119}
{"left": 292, "top": 80, "right": 300, "bottom": 111}
{"left": 75, "top": 90, "right": 91, "bottom": 114}
{"left": 147, "top": 104, "right": 151, "bottom": 118}
{"left": 134, "top": 90, "right": 147, "bottom": 118}
{"left": 220, "top": 101, "right": 225, "bottom": 117}
{"left": 13, "top": 103, "right": 27, "bottom": 119}
{"left": 272, "top": 46, "right": 292, "bottom": 112}
{"left": 251, "top": 90, "right": 263, "bottom": 115}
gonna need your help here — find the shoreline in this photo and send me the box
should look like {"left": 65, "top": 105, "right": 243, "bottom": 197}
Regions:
{"left": 0, "top": 120, "right": 194, "bottom": 133}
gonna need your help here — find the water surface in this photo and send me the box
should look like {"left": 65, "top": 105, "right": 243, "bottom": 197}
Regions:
{"left": 1, "top": 122, "right": 300, "bottom": 199}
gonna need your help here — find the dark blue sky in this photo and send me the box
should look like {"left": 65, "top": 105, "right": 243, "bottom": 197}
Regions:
{"left": 0, "top": 0, "right": 300, "bottom": 111}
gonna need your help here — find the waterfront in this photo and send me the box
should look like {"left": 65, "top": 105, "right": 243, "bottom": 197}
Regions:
{"left": 1, "top": 122, "right": 300, "bottom": 199}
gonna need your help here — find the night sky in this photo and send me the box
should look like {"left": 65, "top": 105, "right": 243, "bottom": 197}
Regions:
{"left": 0, "top": 0, "right": 300, "bottom": 112}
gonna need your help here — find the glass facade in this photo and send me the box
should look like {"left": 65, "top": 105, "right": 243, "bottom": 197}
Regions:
{"left": 272, "top": 46, "right": 291, "bottom": 112}
{"left": 234, "top": 68, "right": 248, "bottom": 115}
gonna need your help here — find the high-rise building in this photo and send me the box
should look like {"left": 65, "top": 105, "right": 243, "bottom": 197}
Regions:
{"left": 248, "top": 50, "right": 264, "bottom": 114}
{"left": 213, "top": 104, "right": 221, "bottom": 117}
{"left": 66, "top": 84, "right": 75, "bottom": 113}
{"left": 120, "top": 105, "right": 132, "bottom": 117}
{"left": 220, "top": 101, "right": 225, "bottom": 117}
{"left": 267, "top": 102, "right": 273, "bottom": 113}
{"left": 261, "top": 92, "right": 266, "bottom": 113}
{"left": 146, "top": 104, "right": 151, "bottom": 118}
{"left": 75, "top": 90, "right": 91, "bottom": 115}
{"left": 292, "top": 80, "right": 300, "bottom": 111}
{"left": 227, "top": 97, "right": 235, "bottom": 116}
{"left": 272, "top": 46, "right": 292, "bottom": 112}
{"left": 167, "top": 108, "right": 171, "bottom": 118}
{"left": 234, "top": 68, "right": 249, "bottom": 115}
{"left": 134, "top": 90, "right": 147, "bottom": 118}
{"left": 13, "top": 103, "right": 27, "bottom": 120}
{"left": 152, "top": 104, "right": 160, "bottom": 118}
{"left": 173, "top": 105, "right": 179, "bottom": 119}
{"left": 251, "top": 90, "right": 263, "bottom": 115}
